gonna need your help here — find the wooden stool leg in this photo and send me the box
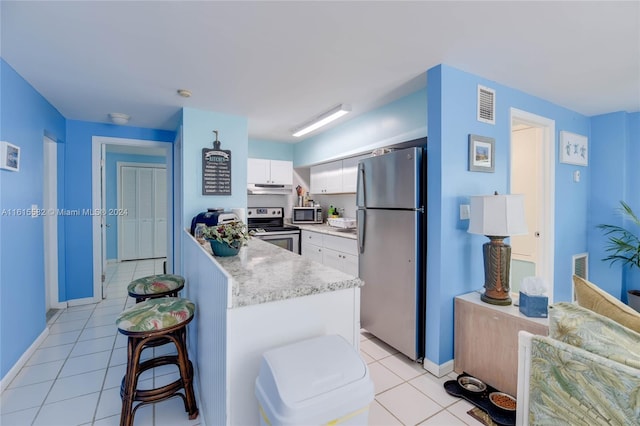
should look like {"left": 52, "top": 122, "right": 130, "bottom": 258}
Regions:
{"left": 120, "top": 336, "right": 144, "bottom": 426}
{"left": 174, "top": 327, "right": 199, "bottom": 419}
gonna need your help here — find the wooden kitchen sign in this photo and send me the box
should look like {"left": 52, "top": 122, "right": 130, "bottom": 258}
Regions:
{"left": 202, "top": 131, "right": 232, "bottom": 195}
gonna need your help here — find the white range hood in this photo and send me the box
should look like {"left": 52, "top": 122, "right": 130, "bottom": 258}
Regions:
{"left": 247, "top": 183, "right": 292, "bottom": 195}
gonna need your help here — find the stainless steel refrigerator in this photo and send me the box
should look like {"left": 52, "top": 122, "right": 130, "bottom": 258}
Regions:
{"left": 357, "top": 147, "right": 426, "bottom": 361}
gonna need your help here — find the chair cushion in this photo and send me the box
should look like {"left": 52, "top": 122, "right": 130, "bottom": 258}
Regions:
{"left": 549, "top": 302, "right": 640, "bottom": 370}
{"left": 128, "top": 274, "right": 185, "bottom": 296}
{"left": 573, "top": 275, "right": 640, "bottom": 333}
{"left": 116, "top": 297, "right": 195, "bottom": 333}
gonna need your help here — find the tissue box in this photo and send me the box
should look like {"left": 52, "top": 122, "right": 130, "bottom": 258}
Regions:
{"left": 519, "top": 292, "right": 548, "bottom": 318}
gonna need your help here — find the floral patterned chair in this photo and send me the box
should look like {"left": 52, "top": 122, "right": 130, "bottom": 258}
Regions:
{"left": 127, "top": 274, "right": 185, "bottom": 303}
{"left": 517, "top": 302, "right": 640, "bottom": 425}
{"left": 116, "top": 297, "right": 199, "bottom": 426}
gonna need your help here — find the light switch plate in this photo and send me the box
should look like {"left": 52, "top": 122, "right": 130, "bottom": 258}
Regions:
{"left": 460, "top": 204, "right": 470, "bottom": 220}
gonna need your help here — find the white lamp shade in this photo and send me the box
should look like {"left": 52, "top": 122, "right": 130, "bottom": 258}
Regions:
{"left": 468, "top": 194, "right": 528, "bottom": 236}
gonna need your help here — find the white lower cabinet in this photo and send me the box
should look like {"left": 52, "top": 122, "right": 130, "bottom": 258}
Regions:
{"left": 301, "top": 230, "right": 359, "bottom": 276}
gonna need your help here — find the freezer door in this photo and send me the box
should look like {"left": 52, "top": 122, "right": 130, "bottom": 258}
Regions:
{"left": 356, "top": 147, "right": 421, "bottom": 209}
{"left": 359, "top": 208, "right": 422, "bottom": 360}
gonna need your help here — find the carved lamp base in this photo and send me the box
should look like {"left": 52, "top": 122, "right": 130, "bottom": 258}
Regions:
{"left": 481, "top": 237, "right": 512, "bottom": 306}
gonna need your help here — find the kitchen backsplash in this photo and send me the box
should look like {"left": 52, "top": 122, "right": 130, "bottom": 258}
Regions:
{"left": 313, "top": 194, "right": 357, "bottom": 219}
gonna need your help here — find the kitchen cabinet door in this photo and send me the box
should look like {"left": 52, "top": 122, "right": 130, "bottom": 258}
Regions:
{"left": 247, "top": 159, "right": 271, "bottom": 184}
{"left": 301, "top": 242, "right": 323, "bottom": 264}
{"left": 310, "top": 161, "right": 342, "bottom": 194}
{"left": 323, "top": 248, "right": 358, "bottom": 276}
{"left": 341, "top": 155, "right": 369, "bottom": 193}
{"left": 269, "top": 160, "right": 293, "bottom": 185}
{"left": 248, "top": 159, "right": 293, "bottom": 185}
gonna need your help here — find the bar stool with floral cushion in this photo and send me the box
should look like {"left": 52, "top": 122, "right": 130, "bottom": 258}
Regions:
{"left": 116, "top": 297, "right": 199, "bottom": 426}
{"left": 127, "top": 274, "right": 185, "bottom": 303}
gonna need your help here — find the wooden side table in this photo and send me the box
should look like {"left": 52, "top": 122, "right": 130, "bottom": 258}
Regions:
{"left": 454, "top": 291, "right": 549, "bottom": 397}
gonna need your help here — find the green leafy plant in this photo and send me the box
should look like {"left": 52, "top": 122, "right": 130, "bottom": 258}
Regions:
{"left": 598, "top": 201, "right": 640, "bottom": 269}
{"left": 202, "top": 221, "right": 252, "bottom": 247}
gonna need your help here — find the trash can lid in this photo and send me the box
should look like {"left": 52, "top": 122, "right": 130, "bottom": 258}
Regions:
{"left": 259, "top": 335, "right": 368, "bottom": 404}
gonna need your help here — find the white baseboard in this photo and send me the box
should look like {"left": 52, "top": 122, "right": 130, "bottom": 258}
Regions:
{"left": 67, "top": 296, "right": 100, "bottom": 307}
{"left": 423, "top": 358, "right": 454, "bottom": 378}
{"left": 0, "top": 327, "right": 50, "bottom": 392}
{"left": 50, "top": 301, "right": 68, "bottom": 310}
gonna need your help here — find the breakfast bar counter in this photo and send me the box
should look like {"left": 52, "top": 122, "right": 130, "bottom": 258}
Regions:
{"left": 182, "top": 230, "right": 362, "bottom": 426}
{"left": 200, "top": 236, "right": 362, "bottom": 307}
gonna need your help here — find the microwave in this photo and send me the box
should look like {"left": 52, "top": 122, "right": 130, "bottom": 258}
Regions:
{"left": 292, "top": 207, "right": 323, "bottom": 224}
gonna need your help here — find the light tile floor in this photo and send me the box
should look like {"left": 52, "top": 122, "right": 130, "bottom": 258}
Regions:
{"left": 360, "top": 332, "right": 481, "bottom": 425}
{"left": 1, "top": 259, "right": 481, "bottom": 426}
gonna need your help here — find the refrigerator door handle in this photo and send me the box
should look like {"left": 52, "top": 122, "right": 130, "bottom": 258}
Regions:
{"left": 357, "top": 162, "right": 366, "bottom": 207}
{"left": 357, "top": 209, "right": 366, "bottom": 254}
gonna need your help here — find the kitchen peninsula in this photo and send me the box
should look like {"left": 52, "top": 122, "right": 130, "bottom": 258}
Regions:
{"left": 182, "top": 230, "right": 363, "bottom": 426}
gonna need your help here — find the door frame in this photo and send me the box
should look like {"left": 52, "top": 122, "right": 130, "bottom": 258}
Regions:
{"left": 116, "top": 162, "right": 167, "bottom": 262}
{"left": 91, "top": 136, "right": 173, "bottom": 303}
{"left": 509, "top": 108, "right": 555, "bottom": 302}
{"left": 43, "top": 135, "right": 65, "bottom": 310}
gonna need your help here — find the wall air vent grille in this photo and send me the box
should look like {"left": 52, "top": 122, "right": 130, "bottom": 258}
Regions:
{"left": 572, "top": 252, "right": 588, "bottom": 301}
{"left": 573, "top": 253, "right": 588, "bottom": 279}
{"left": 477, "top": 85, "right": 496, "bottom": 125}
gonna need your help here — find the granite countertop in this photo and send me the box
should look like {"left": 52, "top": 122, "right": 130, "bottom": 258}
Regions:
{"left": 200, "top": 238, "right": 362, "bottom": 308}
{"left": 292, "top": 222, "right": 358, "bottom": 240}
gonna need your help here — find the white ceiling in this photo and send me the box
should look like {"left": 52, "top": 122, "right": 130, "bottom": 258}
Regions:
{"left": 2, "top": 1, "right": 638, "bottom": 143}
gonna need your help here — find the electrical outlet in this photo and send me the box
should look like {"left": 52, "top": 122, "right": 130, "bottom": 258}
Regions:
{"left": 460, "top": 204, "right": 470, "bottom": 220}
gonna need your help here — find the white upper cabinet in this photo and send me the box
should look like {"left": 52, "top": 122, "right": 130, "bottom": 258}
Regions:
{"left": 310, "top": 161, "right": 342, "bottom": 194}
{"left": 248, "top": 159, "right": 293, "bottom": 185}
{"left": 268, "top": 160, "right": 293, "bottom": 184}
{"left": 341, "top": 154, "right": 369, "bottom": 193}
{"left": 310, "top": 154, "right": 369, "bottom": 195}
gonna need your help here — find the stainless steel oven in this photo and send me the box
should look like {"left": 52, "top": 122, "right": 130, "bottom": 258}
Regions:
{"left": 247, "top": 207, "right": 301, "bottom": 254}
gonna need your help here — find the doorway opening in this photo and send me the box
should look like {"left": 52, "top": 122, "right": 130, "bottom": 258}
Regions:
{"left": 509, "top": 108, "right": 555, "bottom": 302}
{"left": 91, "top": 137, "right": 173, "bottom": 302}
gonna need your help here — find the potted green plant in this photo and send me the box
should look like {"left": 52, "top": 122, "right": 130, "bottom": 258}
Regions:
{"left": 202, "top": 220, "right": 252, "bottom": 257}
{"left": 598, "top": 200, "right": 640, "bottom": 311}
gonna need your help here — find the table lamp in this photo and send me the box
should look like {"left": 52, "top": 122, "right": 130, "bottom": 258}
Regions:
{"left": 468, "top": 192, "right": 528, "bottom": 305}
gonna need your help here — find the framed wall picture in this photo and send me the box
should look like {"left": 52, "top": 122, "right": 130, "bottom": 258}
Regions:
{"left": 0, "top": 141, "right": 20, "bottom": 172}
{"left": 469, "top": 134, "right": 495, "bottom": 173}
{"left": 559, "top": 131, "right": 588, "bottom": 166}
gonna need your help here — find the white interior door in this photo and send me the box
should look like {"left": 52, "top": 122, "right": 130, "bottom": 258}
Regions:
{"left": 510, "top": 109, "right": 555, "bottom": 301}
{"left": 119, "top": 163, "right": 167, "bottom": 261}
{"left": 511, "top": 127, "right": 542, "bottom": 267}
{"left": 154, "top": 168, "right": 167, "bottom": 258}
{"left": 137, "top": 168, "right": 155, "bottom": 259}
{"left": 120, "top": 166, "right": 138, "bottom": 260}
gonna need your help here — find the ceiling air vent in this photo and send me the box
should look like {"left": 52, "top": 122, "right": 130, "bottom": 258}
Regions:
{"left": 477, "top": 85, "right": 495, "bottom": 125}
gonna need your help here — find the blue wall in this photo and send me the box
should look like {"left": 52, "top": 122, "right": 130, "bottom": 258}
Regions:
{"left": 426, "top": 64, "right": 591, "bottom": 366}
{"left": 181, "top": 108, "right": 248, "bottom": 228}
{"left": 293, "top": 87, "right": 427, "bottom": 166}
{"left": 0, "top": 59, "right": 66, "bottom": 379}
{"left": 589, "top": 112, "right": 640, "bottom": 301}
{"left": 248, "top": 139, "right": 294, "bottom": 161}
{"left": 105, "top": 153, "right": 167, "bottom": 260}
{"left": 63, "top": 121, "right": 175, "bottom": 300}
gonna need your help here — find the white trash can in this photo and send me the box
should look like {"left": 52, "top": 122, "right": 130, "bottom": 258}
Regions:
{"left": 255, "top": 334, "right": 374, "bottom": 426}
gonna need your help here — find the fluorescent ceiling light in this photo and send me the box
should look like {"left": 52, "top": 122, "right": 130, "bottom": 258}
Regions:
{"left": 292, "top": 104, "right": 351, "bottom": 137}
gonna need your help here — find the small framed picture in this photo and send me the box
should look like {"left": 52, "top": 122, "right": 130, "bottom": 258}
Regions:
{"left": 559, "top": 131, "right": 588, "bottom": 166}
{"left": 469, "top": 134, "right": 495, "bottom": 173}
{"left": 0, "top": 141, "right": 20, "bottom": 172}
